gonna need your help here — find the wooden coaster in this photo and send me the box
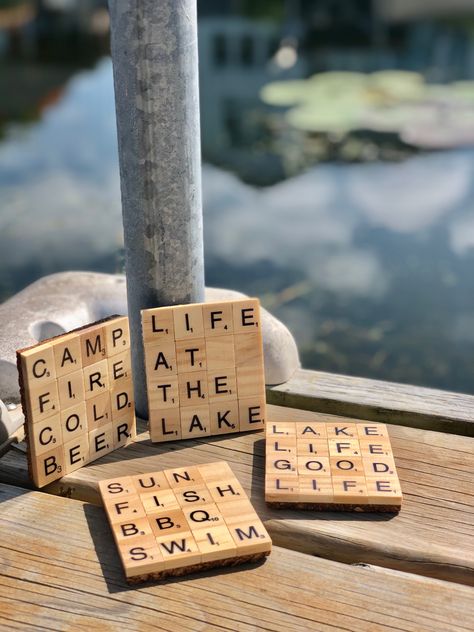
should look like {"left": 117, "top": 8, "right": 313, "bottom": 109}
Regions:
{"left": 17, "top": 316, "right": 136, "bottom": 488}
{"left": 265, "top": 421, "right": 402, "bottom": 512}
{"left": 98, "top": 461, "right": 272, "bottom": 583}
{"left": 141, "top": 299, "right": 266, "bottom": 442}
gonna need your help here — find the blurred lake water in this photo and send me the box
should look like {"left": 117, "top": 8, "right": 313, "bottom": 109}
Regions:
{"left": 2, "top": 5, "right": 474, "bottom": 394}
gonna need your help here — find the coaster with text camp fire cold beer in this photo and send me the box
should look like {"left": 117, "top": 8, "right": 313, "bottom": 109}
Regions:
{"left": 99, "top": 461, "right": 272, "bottom": 583}
{"left": 141, "top": 299, "right": 266, "bottom": 443}
{"left": 17, "top": 316, "right": 136, "bottom": 488}
{"left": 265, "top": 421, "right": 402, "bottom": 512}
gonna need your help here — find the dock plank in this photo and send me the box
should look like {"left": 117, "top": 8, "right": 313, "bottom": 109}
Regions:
{"left": 0, "top": 405, "right": 473, "bottom": 585}
{"left": 268, "top": 369, "right": 474, "bottom": 436}
{"left": 0, "top": 483, "right": 472, "bottom": 632}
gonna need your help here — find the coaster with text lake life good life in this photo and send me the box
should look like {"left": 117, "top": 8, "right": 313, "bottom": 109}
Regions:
{"left": 265, "top": 421, "right": 402, "bottom": 512}
{"left": 17, "top": 316, "right": 136, "bottom": 487}
{"left": 141, "top": 299, "right": 266, "bottom": 443}
{"left": 99, "top": 461, "right": 272, "bottom": 583}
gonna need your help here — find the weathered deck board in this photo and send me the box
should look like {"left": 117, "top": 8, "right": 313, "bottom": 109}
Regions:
{"left": 268, "top": 369, "right": 474, "bottom": 436}
{"left": 1, "top": 484, "right": 472, "bottom": 632}
{"left": 1, "top": 405, "right": 473, "bottom": 586}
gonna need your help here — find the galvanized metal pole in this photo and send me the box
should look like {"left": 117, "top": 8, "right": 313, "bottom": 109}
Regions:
{"left": 108, "top": 0, "right": 205, "bottom": 418}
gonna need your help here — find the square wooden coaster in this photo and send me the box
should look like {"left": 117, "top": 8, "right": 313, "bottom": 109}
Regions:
{"left": 17, "top": 316, "right": 136, "bottom": 488}
{"left": 142, "top": 299, "right": 266, "bottom": 442}
{"left": 265, "top": 421, "right": 402, "bottom": 512}
{"left": 98, "top": 461, "right": 272, "bottom": 583}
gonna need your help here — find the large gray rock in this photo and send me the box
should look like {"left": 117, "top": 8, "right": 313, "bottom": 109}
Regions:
{"left": 0, "top": 271, "right": 300, "bottom": 438}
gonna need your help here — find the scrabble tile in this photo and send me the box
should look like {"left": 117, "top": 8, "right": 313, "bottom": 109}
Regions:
{"left": 80, "top": 326, "right": 107, "bottom": 367}
{"left": 103, "top": 495, "right": 147, "bottom": 524}
{"left": 228, "top": 519, "right": 271, "bottom": 555}
{"left": 110, "top": 382, "right": 134, "bottom": 422}
{"left": 194, "top": 526, "right": 236, "bottom": 562}
{"left": 207, "top": 369, "right": 237, "bottom": 401}
{"left": 83, "top": 360, "right": 109, "bottom": 399}
{"left": 147, "top": 376, "right": 179, "bottom": 409}
{"left": 238, "top": 396, "right": 266, "bottom": 432}
{"left": 28, "top": 414, "right": 62, "bottom": 457}
{"left": 145, "top": 340, "right": 177, "bottom": 378}
{"left": 156, "top": 532, "right": 202, "bottom": 570}
{"left": 173, "top": 304, "right": 204, "bottom": 340}
{"left": 20, "top": 343, "right": 56, "bottom": 386}
{"left": 58, "top": 369, "right": 85, "bottom": 408}
{"left": 326, "top": 423, "right": 358, "bottom": 439}
{"left": 205, "top": 336, "right": 235, "bottom": 370}
{"left": 332, "top": 477, "right": 368, "bottom": 504}
{"left": 62, "top": 433, "right": 89, "bottom": 475}
{"left": 118, "top": 537, "right": 165, "bottom": 579}
{"left": 132, "top": 471, "right": 170, "bottom": 494}
{"left": 175, "top": 338, "right": 206, "bottom": 372}
{"left": 357, "top": 423, "right": 390, "bottom": 440}
{"left": 60, "top": 402, "right": 87, "bottom": 442}
{"left": 180, "top": 405, "right": 210, "bottom": 439}
{"left": 104, "top": 316, "right": 130, "bottom": 356}
{"left": 366, "top": 478, "right": 403, "bottom": 505}
{"left": 142, "top": 306, "right": 175, "bottom": 343}
{"left": 202, "top": 302, "right": 234, "bottom": 336}
{"left": 232, "top": 299, "right": 261, "bottom": 334}
{"left": 53, "top": 334, "right": 82, "bottom": 377}
{"left": 113, "top": 517, "right": 154, "bottom": 542}
{"left": 295, "top": 422, "right": 327, "bottom": 439}
{"left": 265, "top": 421, "right": 402, "bottom": 512}
{"left": 25, "top": 379, "right": 60, "bottom": 423}
{"left": 88, "top": 423, "right": 114, "bottom": 460}
{"left": 265, "top": 475, "right": 298, "bottom": 502}
{"left": 330, "top": 456, "right": 364, "bottom": 477}
{"left": 267, "top": 422, "right": 297, "bottom": 437}
{"left": 142, "top": 299, "right": 266, "bottom": 444}
{"left": 328, "top": 439, "right": 361, "bottom": 457}
{"left": 99, "top": 461, "right": 271, "bottom": 583}
{"left": 108, "top": 350, "right": 132, "bottom": 385}
{"left": 86, "top": 392, "right": 112, "bottom": 431}
{"left": 98, "top": 476, "right": 137, "bottom": 500}
{"left": 112, "top": 416, "right": 136, "bottom": 449}
{"left": 149, "top": 408, "right": 182, "bottom": 442}
{"left": 236, "top": 365, "right": 265, "bottom": 398}
{"left": 140, "top": 489, "right": 181, "bottom": 513}
{"left": 234, "top": 332, "right": 263, "bottom": 367}
{"left": 298, "top": 477, "right": 334, "bottom": 503}
{"left": 178, "top": 371, "right": 208, "bottom": 406}
{"left": 18, "top": 316, "right": 136, "bottom": 488}
{"left": 209, "top": 400, "right": 239, "bottom": 435}
{"left": 29, "top": 445, "right": 65, "bottom": 488}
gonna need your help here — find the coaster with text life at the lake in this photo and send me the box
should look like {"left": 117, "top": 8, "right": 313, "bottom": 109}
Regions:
{"left": 17, "top": 316, "right": 136, "bottom": 488}
{"left": 265, "top": 421, "right": 402, "bottom": 512}
{"left": 141, "top": 299, "right": 266, "bottom": 442}
{"left": 98, "top": 461, "right": 272, "bottom": 584}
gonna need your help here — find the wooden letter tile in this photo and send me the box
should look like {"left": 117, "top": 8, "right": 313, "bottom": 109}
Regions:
{"left": 142, "top": 299, "right": 266, "bottom": 443}
{"left": 99, "top": 461, "right": 271, "bottom": 583}
{"left": 18, "top": 316, "right": 136, "bottom": 488}
{"left": 265, "top": 421, "right": 402, "bottom": 512}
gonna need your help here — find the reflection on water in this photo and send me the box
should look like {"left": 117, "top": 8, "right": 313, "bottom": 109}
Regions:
{"left": 1, "top": 59, "right": 474, "bottom": 393}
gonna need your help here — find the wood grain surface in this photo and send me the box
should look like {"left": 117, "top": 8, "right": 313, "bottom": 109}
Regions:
{"left": 268, "top": 369, "right": 474, "bottom": 436}
{"left": 0, "top": 483, "right": 472, "bottom": 632}
{"left": 1, "top": 405, "right": 472, "bottom": 586}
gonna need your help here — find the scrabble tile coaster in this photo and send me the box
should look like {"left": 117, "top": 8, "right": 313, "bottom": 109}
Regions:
{"left": 99, "top": 461, "right": 272, "bottom": 583}
{"left": 17, "top": 316, "right": 136, "bottom": 488}
{"left": 142, "top": 299, "right": 266, "bottom": 443}
{"left": 265, "top": 421, "right": 402, "bottom": 512}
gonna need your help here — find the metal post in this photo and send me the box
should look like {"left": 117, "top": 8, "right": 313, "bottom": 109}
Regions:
{"left": 108, "top": 0, "right": 205, "bottom": 418}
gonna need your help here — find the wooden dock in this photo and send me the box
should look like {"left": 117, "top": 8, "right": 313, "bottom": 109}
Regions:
{"left": 0, "top": 371, "right": 473, "bottom": 630}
